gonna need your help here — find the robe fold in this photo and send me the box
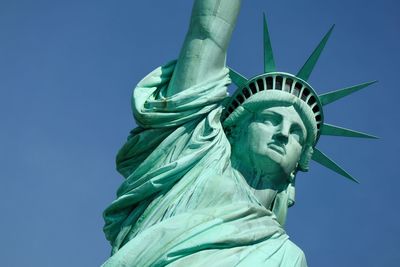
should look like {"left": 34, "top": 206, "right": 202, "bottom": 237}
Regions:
{"left": 103, "top": 61, "right": 307, "bottom": 267}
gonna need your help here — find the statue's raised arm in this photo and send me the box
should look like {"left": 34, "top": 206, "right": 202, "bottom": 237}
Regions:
{"left": 167, "top": 0, "right": 242, "bottom": 96}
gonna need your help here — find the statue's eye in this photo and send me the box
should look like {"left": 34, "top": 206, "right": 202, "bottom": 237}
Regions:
{"left": 261, "top": 113, "right": 280, "bottom": 126}
{"left": 290, "top": 128, "right": 304, "bottom": 144}
{"left": 292, "top": 132, "right": 301, "bottom": 142}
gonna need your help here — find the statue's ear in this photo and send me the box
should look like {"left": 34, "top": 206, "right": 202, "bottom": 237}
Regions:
{"left": 298, "top": 145, "right": 314, "bottom": 172}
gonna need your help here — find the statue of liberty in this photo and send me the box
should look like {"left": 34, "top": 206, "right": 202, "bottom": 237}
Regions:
{"left": 102, "top": 1, "right": 376, "bottom": 266}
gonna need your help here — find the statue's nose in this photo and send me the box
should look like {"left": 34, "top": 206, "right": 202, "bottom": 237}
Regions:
{"left": 274, "top": 121, "right": 290, "bottom": 144}
{"left": 275, "top": 131, "right": 289, "bottom": 144}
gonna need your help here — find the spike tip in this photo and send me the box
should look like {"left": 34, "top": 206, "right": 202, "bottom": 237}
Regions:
{"left": 297, "top": 25, "right": 335, "bottom": 81}
{"left": 263, "top": 13, "right": 276, "bottom": 73}
{"left": 319, "top": 81, "right": 377, "bottom": 106}
{"left": 312, "top": 148, "right": 359, "bottom": 183}
{"left": 321, "top": 123, "right": 378, "bottom": 139}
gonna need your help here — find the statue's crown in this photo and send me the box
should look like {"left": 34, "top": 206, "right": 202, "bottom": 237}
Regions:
{"left": 222, "top": 14, "right": 377, "bottom": 183}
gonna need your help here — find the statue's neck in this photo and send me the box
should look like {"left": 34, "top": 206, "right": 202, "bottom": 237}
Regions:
{"left": 231, "top": 158, "right": 288, "bottom": 210}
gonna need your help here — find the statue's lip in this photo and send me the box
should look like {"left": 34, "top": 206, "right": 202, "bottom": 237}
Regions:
{"left": 268, "top": 142, "right": 286, "bottom": 155}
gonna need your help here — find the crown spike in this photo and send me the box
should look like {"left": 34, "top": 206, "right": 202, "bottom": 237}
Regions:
{"left": 297, "top": 25, "right": 335, "bottom": 81}
{"left": 229, "top": 68, "right": 248, "bottom": 88}
{"left": 319, "top": 81, "right": 377, "bottom": 106}
{"left": 263, "top": 13, "right": 276, "bottom": 73}
{"left": 312, "top": 148, "right": 359, "bottom": 183}
{"left": 321, "top": 123, "right": 378, "bottom": 139}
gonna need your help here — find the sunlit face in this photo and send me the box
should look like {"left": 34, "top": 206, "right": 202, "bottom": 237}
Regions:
{"left": 240, "top": 106, "right": 307, "bottom": 184}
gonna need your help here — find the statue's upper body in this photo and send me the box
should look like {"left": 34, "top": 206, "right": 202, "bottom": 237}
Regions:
{"left": 102, "top": 1, "right": 312, "bottom": 266}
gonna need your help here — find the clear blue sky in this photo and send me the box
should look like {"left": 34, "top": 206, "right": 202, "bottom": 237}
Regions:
{"left": 1, "top": 0, "right": 399, "bottom": 266}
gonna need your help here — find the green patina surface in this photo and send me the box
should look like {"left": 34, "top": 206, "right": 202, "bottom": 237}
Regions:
{"left": 102, "top": 1, "right": 376, "bottom": 266}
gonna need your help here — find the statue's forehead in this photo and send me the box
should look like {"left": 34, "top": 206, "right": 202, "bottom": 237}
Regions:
{"left": 257, "top": 105, "right": 304, "bottom": 124}
{"left": 258, "top": 105, "right": 295, "bottom": 114}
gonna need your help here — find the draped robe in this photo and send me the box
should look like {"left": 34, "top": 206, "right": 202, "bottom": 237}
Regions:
{"left": 102, "top": 61, "right": 307, "bottom": 267}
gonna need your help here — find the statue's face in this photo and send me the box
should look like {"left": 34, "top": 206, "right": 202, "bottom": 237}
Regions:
{"left": 238, "top": 106, "right": 307, "bottom": 185}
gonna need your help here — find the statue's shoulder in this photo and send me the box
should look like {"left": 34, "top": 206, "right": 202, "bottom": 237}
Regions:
{"left": 279, "top": 239, "right": 308, "bottom": 266}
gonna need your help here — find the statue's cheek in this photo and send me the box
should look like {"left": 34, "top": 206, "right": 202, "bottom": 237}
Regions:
{"left": 282, "top": 142, "right": 303, "bottom": 169}
{"left": 247, "top": 123, "right": 275, "bottom": 145}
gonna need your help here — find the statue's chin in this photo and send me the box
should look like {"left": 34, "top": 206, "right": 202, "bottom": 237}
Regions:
{"left": 230, "top": 155, "right": 291, "bottom": 191}
{"left": 253, "top": 149, "right": 288, "bottom": 173}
